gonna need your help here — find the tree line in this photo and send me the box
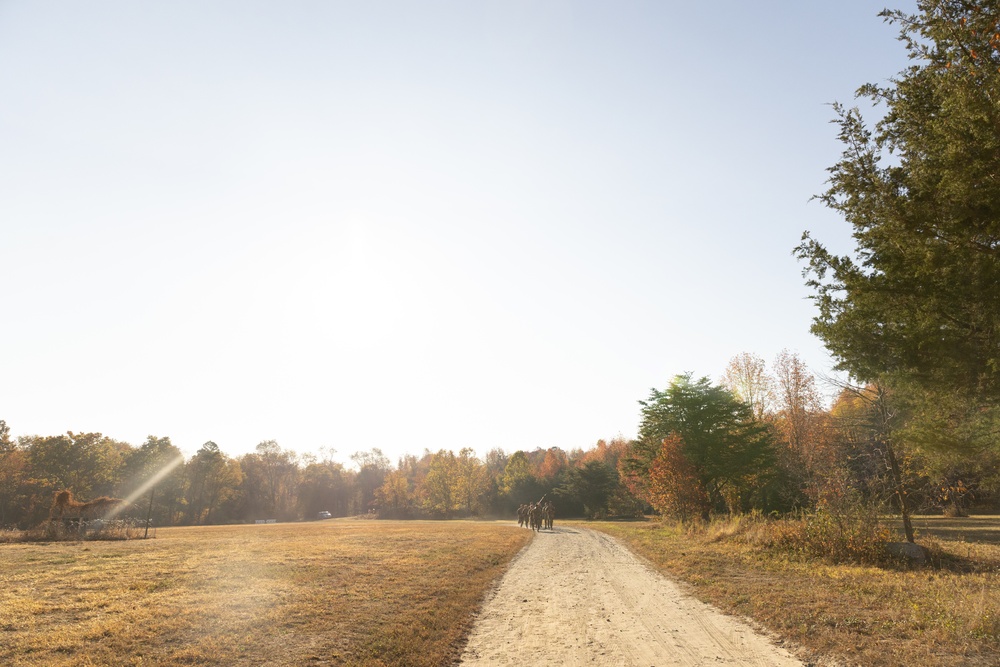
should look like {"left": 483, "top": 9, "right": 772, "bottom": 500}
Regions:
{"left": 624, "top": 353, "right": 1000, "bottom": 532}
{"left": 4, "top": 345, "right": 994, "bottom": 530}
{"left": 0, "top": 419, "right": 640, "bottom": 528}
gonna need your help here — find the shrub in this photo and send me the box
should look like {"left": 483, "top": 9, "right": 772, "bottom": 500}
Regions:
{"left": 753, "top": 503, "right": 891, "bottom": 565}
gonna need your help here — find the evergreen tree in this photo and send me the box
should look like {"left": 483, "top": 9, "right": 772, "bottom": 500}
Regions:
{"left": 625, "top": 374, "right": 778, "bottom": 517}
{"left": 797, "top": 0, "right": 1000, "bottom": 400}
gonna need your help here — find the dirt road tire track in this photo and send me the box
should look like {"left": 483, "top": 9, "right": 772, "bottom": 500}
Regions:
{"left": 459, "top": 526, "right": 803, "bottom": 666}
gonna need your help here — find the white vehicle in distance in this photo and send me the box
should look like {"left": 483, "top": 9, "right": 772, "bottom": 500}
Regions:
{"left": 316, "top": 511, "right": 332, "bottom": 520}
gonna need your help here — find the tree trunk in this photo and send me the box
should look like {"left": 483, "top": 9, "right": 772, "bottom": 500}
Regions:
{"left": 871, "top": 382, "right": 915, "bottom": 543}
{"left": 883, "top": 440, "right": 915, "bottom": 543}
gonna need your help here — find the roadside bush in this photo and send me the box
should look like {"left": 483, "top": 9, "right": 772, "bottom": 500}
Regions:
{"left": 754, "top": 503, "right": 891, "bottom": 565}
{"left": 651, "top": 506, "right": 892, "bottom": 566}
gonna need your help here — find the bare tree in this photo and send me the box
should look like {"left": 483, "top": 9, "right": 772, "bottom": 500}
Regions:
{"left": 773, "top": 350, "right": 821, "bottom": 465}
{"left": 722, "top": 352, "right": 773, "bottom": 421}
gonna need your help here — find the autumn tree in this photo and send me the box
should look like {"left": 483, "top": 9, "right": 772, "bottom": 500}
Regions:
{"left": 454, "top": 448, "right": 488, "bottom": 515}
{"left": 581, "top": 438, "right": 644, "bottom": 517}
{"left": 624, "top": 374, "right": 779, "bottom": 517}
{"left": 0, "top": 420, "right": 12, "bottom": 452}
{"left": 826, "top": 381, "right": 918, "bottom": 542}
{"left": 769, "top": 350, "right": 824, "bottom": 505}
{"left": 499, "top": 451, "right": 543, "bottom": 508}
{"left": 239, "top": 441, "right": 299, "bottom": 520}
{"left": 536, "top": 447, "right": 568, "bottom": 483}
{"left": 422, "top": 449, "right": 458, "bottom": 517}
{"left": 376, "top": 469, "right": 414, "bottom": 518}
{"left": 351, "top": 448, "right": 391, "bottom": 514}
{"left": 124, "top": 436, "right": 187, "bottom": 526}
{"left": 480, "top": 447, "right": 509, "bottom": 514}
{"left": 773, "top": 351, "right": 821, "bottom": 452}
{"left": 722, "top": 352, "right": 773, "bottom": 421}
{"left": 646, "top": 434, "right": 710, "bottom": 522}
{"left": 300, "top": 457, "right": 353, "bottom": 518}
{"left": 0, "top": 452, "right": 27, "bottom": 525}
{"left": 185, "top": 441, "right": 242, "bottom": 524}
{"left": 397, "top": 452, "right": 430, "bottom": 502}
{"left": 0, "top": 434, "right": 27, "bottom": 526}
{"left": 27, "top": 432, "right": 126, "bottom": 497}
{"left": 484, "top": 447, "right": 508, "bottom": 478}
{"left": 25, "top": 432, "right": 130, "bottom": 523}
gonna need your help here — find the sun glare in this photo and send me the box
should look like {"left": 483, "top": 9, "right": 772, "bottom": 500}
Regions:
{"left": 108, "top": 454, "right": 187, "bottom": 520}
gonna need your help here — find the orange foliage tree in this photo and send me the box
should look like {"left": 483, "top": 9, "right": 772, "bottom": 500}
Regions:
{"left": 645, "top": 434, "right": 710, "bottom": 522}
{"left": 536, "top": 448, "right": 567, "bottom": 482}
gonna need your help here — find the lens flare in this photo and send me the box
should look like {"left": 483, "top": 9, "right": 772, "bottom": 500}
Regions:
{"left": 106, "top": 454, "right": 186, "bottom": 520}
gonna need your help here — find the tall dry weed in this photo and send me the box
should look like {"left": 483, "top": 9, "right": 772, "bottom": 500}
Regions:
{"left": 661, "top": 506, "right": 892, "bottom": 565}
{"left": 753, "top": 504, "right": 891, "bottom": 564}
{"left": 0, "top": 520, "right": 149, "bottom": 543}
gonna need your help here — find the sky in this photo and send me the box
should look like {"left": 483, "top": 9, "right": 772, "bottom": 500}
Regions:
{"left": 0, "top": 1, "right": 918, "bottom": 465}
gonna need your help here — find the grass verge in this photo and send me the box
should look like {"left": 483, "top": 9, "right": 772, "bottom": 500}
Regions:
{"left": 586, "top": 516, "right": 1000, "bottom": 667}
{"left": 0, "top": 520, "right": 530, "bottom": 666}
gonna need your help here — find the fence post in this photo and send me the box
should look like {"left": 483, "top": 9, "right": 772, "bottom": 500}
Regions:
{"left": 144, "top": 487, "right": 155, "bottom": 539}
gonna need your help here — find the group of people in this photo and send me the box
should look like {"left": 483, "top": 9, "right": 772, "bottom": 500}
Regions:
{"left": 517, "top": 496, "right": 554, "bottom": 532}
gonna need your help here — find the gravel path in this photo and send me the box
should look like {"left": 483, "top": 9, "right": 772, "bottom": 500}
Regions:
{"left": 459, "top": 525, "right": 804, "bottom": 666}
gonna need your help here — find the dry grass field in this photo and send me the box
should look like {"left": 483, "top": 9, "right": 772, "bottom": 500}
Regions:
{"left": 588, "top": 516, "right": 1000, "bottom": 667}
{"left": 8, "top": 514, "right": 996, "bottom": 667}
{"left": 0, "top": 520, "right": 530, "bottom": 666}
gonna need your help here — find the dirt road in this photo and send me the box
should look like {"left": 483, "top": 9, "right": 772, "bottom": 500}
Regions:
{"left": 459, "top": 526, "right": 803, "bottom": 666}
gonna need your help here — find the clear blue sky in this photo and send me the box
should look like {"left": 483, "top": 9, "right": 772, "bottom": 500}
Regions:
{"left": 0, "top": 1, "right": 917, "bottom": 463}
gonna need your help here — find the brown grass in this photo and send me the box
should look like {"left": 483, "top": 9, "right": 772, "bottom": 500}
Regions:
{"left": 0, "top": 520, "right": 530, "bottom": 666}
{"left": 910, "top": 515, "right": 1000, "bottom": 545}
{"left": 586, "top": 516, "right": 1000, "bottom": 667}
{"left": 0, "top": 520, "right": 151, "bottom": 543}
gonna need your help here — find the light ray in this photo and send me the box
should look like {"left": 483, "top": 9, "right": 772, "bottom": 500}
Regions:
{"left": 106, "top": 454, "right": 186, "bottom": 520}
